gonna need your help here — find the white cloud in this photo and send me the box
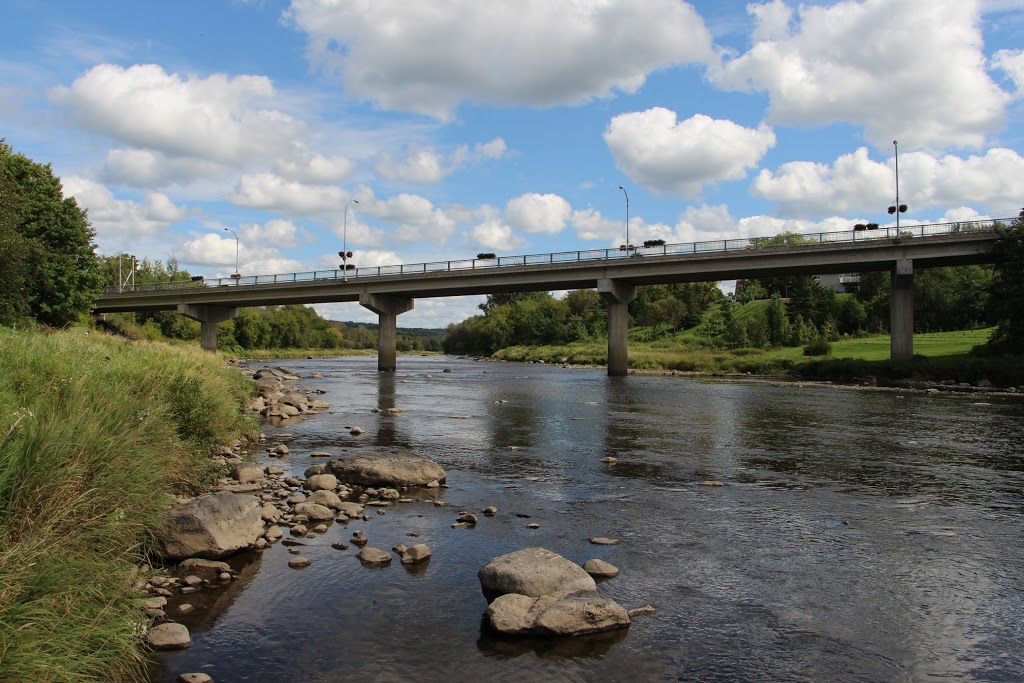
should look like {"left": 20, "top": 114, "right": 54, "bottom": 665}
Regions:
{"left": 50, "top": 63, "right": 306, "bottom": 164}
{"left": 364, "top": 193, "right": 456, "bottom": 243}
{"left": 241, "top": 218, "right": 302, "bottom": 249}
{"left": 712, "top": 0, "right": 1010, "bottom": 149}
{"left": 470, "top": 220, "right": 526, "bottom": 251}
{"left": 604, "top": 108, "right": 776, "bottom": 197}
{"left": 230, "top": 173, "right": 348, "bottom": 214}
{"left": 180, "top": 233, "right": 239, "bottom": 267}
{"left": 285, "top": 0, "right": 713, "bottom": 118}
{"left": 101, "top": 148, "right": 225, "bottom": 187}
{"left": 375, "top": 148, "right": 447, "bottom": 184}
{"left": 993, "top": 49, "right": 1024, "bottom": 94}
{"left": 504, "top": 193, "right": 571, "bottom": 234}
{"left": 375, "top": 137, "right": 508, "bottom": 184}
{"left": 753, "top": 147, "right": 1024, "bottom": 217}
{"left": 275, "top": 153, "right": 355, "bottom": 183}
{"left": 571, "top": 208, "right": 620, "bottom": 242}
{"left": 61, "top": 176, "right": 188, "bottom": 246}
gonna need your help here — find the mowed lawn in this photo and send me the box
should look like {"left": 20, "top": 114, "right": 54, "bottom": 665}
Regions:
{"left": 763, "top": 328, "right": 995, "bottom": 362}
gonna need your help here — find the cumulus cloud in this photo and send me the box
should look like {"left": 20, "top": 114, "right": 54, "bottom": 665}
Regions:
{"left": 470, "top": 219, "right": 526, "bottom": 251}
{"left": 375, "top": 138, "right": 508, "bottom": 184}
{"left": 241, "top": 218, "right": 302, "bottom": 249}
{"left": 101, "top": 148, "right": 225, "bottom": 187}
{"left": 993, "top": 49, "right": 1024, "bottom": 94}
{"left": 504, "top": 193, "right": 571, "bottom": 234}
{"left": 358, "top": 192, "right": 456, "bottom": 244}
{"left": 61, "top": 176, "right": 188, "bottom": 245}
{"left": 230, "top": 173, "right": 348, "bottom": 214}
{"left": 753, "top": 147, "right": 1024, "bottom": 217}
{"left": 275, "top": 153, "right": 355, "bottom": 183}
{"left": 712, "top": 0, "right": 1010, "bottom": 149}
{"left": 50, "top": 63, "right": 305, "bottom": 164}
{"left": 284, "top": 0, "right": 713, "bottom": 118}
{"left": 604, "top": 108, "right": 776, "bottom": 197}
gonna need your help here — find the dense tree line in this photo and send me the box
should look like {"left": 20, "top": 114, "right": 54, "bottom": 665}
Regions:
{"left": 983, "top": 209, "right": 1024, "bottom": 354}
{"left": 1, "top": 140, "right": 101, "bottom": 327}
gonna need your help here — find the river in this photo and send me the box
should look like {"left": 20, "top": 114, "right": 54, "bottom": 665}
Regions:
{"left": 153, "top": 355, "right": 1024, "bottom": 682}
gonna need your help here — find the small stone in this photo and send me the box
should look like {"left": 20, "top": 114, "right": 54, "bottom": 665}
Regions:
{"left": 401, "top": 544, "right": 432, "bottom": 565}
{"left": 177, "top": 603, "right": 195, "bottom": 615}
{"left": 525, "top": 523, "right": 540, "bottom": 529}
{"left": 148, "top": 623, "right": 192, "bottom": 651}
{"left": 393, "top": 543, "right": 408, "bottom": 554}
{"left": 583, "top": 559, "right": 620, "bottom": 578}
{"left": 699, "top": 480, "right": 724, "bottom": 487}
{"left": 313, "top": 524, "right": 328, "bottom": 533}
{"left": 457, "top": 513, "right": 478, "bottom": 524}
{"left": 350, "top": 426, "right": 365, "bottom": 435}
{"left": 288, "top": 556, "right": 311, "bottom": 568}
{"left": 482, "top": 506, "right": 498, "bottom": 515}
{"left": 588, "top": 537, "right": 620, "bottom": 545}
{"left": 290, "top": 525, "right": 307, "bottom": 536}
{"left": 177, "top": 673, "right": 214, "bottom": 683}
{"left": 331, "top": 542, "right": 349, "bottom": 550}
{"left": 357, "top": 547, "right": 392, "bottom": 566}
{"left": 628, "top": 604, "right": 657, "bottom": 618}
{"left": 600, "top": 456, "right": 618, "bottom": 464}
{"left": 182, "top": 575, "right": 203, "bottom": 587}
{"left": 218, "top": 572, "right": 232, "bottom": 582}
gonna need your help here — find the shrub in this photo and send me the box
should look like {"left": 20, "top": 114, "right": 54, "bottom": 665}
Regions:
{"left": 803, "top": 339, "right": 833, "bottom": 356}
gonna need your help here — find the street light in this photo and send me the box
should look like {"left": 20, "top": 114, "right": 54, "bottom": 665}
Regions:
{"left": 618, "top": 185, "right": 630, "bottom": 252}
{"left": 342, "top": 199, "right": 358, "bottom": 282}
{"left": 223, "top": 227, "right": 239, "bottom": 277}
{"left": 888, "top": 140, "right": 908, "bottom": 232}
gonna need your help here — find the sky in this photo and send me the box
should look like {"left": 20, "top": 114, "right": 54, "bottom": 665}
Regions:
{"left": 3, "top": 0, "right": 1024, "bottom": 327}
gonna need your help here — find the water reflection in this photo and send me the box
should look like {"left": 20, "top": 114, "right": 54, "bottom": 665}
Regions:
{"left": 477, "top": 618, "right": 629, "bottom": 659}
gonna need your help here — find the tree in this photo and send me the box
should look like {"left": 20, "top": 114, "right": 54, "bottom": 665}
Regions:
{"left": 985, "top": 210, "right": 1024, "bottom": 354}
{"left": 0, "top": 140, "right": 101, "bottom": 327}
{"left": 766, "top": 294, "right": 790, "bottom": 346}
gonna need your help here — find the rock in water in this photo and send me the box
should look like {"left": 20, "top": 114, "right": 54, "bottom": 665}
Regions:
{"left": 156, "top": 491, "right": 263, "bottom": 561}
{"left": 328, "top": 449, "right": 446, "bottom": 487}
{"left": 478, "top": 547, "right": 595, "bottom": 601}
{"left": 148, "top": 623, "right": 192, "bottom": 650}
{"left": 487, "top": 590, "right": 630, "bottom": 637}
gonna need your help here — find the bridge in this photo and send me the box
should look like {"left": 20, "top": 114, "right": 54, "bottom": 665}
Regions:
{"left": 95, "top": 219, "right": 1004, "bottom": 375}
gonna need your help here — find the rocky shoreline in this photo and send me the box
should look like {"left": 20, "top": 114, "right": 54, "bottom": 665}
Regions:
{"left": 142, "top": 365, "right": 653, "bottom": 683}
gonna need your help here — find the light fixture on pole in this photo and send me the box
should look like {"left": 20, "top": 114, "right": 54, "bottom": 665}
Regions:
{"left": 618, "top": 185, "right": 630, "bottom": 252}
{"left": 341, "top": 199, "right": 358, "bottom": 282}
{"left": 887, "top": 140, "right": 908, "bottom": 232}
{"left": 223, "top": 227, "right": 239, "bottom": 278}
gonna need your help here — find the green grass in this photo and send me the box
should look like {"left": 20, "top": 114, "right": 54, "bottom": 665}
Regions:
{"left": 492, "top": 328, "right": 1013, "bottom": 383}
{"left": 0, "top": 328, "right": 257, "bottom": 682}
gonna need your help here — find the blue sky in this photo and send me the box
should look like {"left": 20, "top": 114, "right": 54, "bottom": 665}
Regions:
{"left": 3, "top": 0, "right": 1024, "bottom": 326}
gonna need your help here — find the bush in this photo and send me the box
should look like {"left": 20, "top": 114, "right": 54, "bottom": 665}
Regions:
{"left": 803, "top": 339, "right": 833, "bottom": 356}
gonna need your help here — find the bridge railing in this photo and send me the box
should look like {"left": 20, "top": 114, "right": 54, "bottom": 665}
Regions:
{"left": 102, "top": 217, "right": 1006, "bottom": 295}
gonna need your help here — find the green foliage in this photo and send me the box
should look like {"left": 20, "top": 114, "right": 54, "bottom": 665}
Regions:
{"left": 0, "top": 140, "right": 102, "bottom": 327}
{"left": 984, "top": 209, "right": 1024, "bottom": 354}
{"left": 0, "top": 329, "right": 255, "bottom": 682}
{"left": 803, "top": 339, "right": 833, "bottom": 356}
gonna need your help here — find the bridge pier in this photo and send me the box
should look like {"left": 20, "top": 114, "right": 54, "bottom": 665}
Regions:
{"left": 598, "top": 278, "right": 636, "bottom": 376}
{"left": 360, "top": 294, "right": 414, "bottom": 371}
{"left": 177, "top": 304, "right": 238, "bottom": 352}
{"left": 890, "top": 259, "right": 914, "bottom": 361}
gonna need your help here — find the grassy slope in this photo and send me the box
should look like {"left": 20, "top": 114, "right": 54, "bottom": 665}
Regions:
{"left": 0, "top": 328, "right": 256, "bottom": 683}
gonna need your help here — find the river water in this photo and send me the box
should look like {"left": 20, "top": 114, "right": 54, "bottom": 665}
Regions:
{"left": 153, "top": 356, "right": 1024, "bottom": 683}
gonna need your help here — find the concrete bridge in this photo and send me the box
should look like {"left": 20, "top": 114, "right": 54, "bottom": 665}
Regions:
{"left": 94, "top": 220, "right": 1002, "bottom": 374}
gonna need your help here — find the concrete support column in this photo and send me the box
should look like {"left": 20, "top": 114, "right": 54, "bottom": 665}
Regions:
{"left": 598, "top": 278, "right": 637, "bottom": 377}
{"left": 177, "top": 304, "right": 238, "bottom": 352}
{"left": 890, "top": 259, "right": 914, "bottom": 361}
{"left": 359, "top": 294, "right": 414, "bottom": 371}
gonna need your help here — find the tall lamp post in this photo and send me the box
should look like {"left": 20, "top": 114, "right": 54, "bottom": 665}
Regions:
{"left": 618, "top": 185, "right": 630, "bottom": 252}
{"left": 223, "top": 227, "right": 239, "bottom": 277}
{"left": 888, "top": 140, "right": 907, "bottom": 232}
{"left": 342, "top": 198, "right": 358, "bottom": 282}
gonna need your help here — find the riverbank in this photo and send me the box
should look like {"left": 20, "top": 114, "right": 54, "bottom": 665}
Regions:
{"left": 0, "top": 328, "right": 255, "bottom": 683}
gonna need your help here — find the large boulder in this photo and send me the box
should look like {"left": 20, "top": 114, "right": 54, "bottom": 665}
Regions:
{"left": 327, "top": 449, "right": 445, "bottom": 487}
{"left": 156, "top": 491, "right": 263, "bottom": 561}
{"left": 487, "top": 590, "right": 630, "bottom": 637}
{"left": 479, "top": 548, "right": 595, "bottom": 602}
{"left": 292, "top": 502, "right": 334, "bottom": 521}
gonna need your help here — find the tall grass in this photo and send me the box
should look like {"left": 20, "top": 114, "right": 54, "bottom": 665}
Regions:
{"left": 0, "top": 328, "right": 256, "bottom": 682}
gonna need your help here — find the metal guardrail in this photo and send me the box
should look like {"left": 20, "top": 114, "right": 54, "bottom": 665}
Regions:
{"left": 102, "top": 218, "right": 1007, "bottom": 295}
